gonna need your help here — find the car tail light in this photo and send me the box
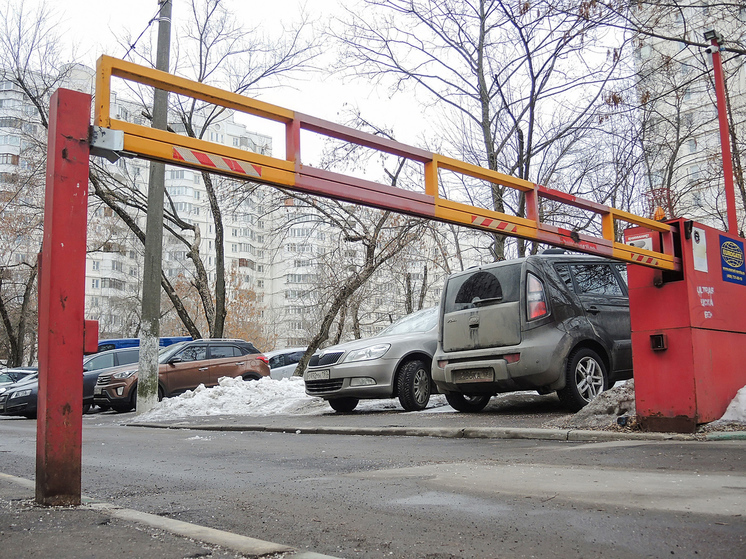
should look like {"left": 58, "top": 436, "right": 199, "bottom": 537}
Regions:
{"left": 526, "top": 273, "right": 548, "bottom": 320}
{"left": 257, "top": 354, "right": 269, "bottom": 364}
{"left": 503, "top": 353, "right": 520, "bottom": 364}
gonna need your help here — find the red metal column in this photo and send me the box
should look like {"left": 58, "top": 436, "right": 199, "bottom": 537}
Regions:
{"left": 707, "top": 33, "right": 738, "bottom": 235}
{"left": 36, "top": 89, "right": 91, "bottom": 506}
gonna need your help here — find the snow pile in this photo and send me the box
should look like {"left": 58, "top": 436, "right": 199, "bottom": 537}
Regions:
{"left": 130, "top": 375, "right": 448, "bottom": 423}
{"left": 714, "top": 384, "right": 746, "bottom": 424}
{"left": 131, "top": 376, "right": 329, "bottom": 422}
{"left": 547, "top": 381, "right": 636, "bottom": 430}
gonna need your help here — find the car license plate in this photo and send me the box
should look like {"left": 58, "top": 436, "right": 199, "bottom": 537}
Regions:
{"left": 305, "top": 369, "right": 330, "bottom": 381}
{"left": 453, "top": 368, "right": 494, "bottom": 383}
{"left": 94, "top": 386, "right": 103, "bottom": 395}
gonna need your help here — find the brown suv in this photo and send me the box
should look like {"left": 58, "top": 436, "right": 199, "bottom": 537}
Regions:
{"left": 93, "top": 339, "right": 269, "bottom": 412}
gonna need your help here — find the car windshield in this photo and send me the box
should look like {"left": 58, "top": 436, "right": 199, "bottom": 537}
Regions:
{"left": 157, "top": 341, "right": 190, "bottom": 364}
{"left": 377, "top": 307, "right": 438, "bottom": 336}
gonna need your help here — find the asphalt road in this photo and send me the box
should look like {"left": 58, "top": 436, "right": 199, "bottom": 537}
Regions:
{"left": 1, "top": 410, "right": 744, "bottom": 558}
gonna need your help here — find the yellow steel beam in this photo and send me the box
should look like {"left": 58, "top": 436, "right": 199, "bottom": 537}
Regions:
{"left": 95, "top": 55, "right": 294, "bottom": 128}
{"left": 115, "top": 119, "right": 295, "bottom": 174}
{"left": 93, "top": 55, "right": 681, "bottom": 272}
{"left": 434, "top": 154, "right": 535, "bottom": 192}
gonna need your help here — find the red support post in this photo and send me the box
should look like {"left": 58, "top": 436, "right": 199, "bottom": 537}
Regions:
{"left": 36, "top": 89, "right": 91, "bottom": 506}
{"left": 706, "top": 32, "right": 739, "bottom": 235}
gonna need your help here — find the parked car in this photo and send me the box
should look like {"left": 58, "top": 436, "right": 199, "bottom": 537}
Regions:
{"left": 304, "top": 307, "right": 439, "bottom": 413}
{"left": 265, "top": 347, "right": 307, "bottom": 380}
{"left": 0, "top": 349, "right": 142, "bottom": 419}
{"left": 83, "top": 347, "right": 141, "bottom": 410}
{"left": 96, "top": 336, "right": 191, "bottom": 352}
{"left": 432, "top": 251, "right": 632, "bottom": 413}
{"left": 0, "top": 367, "right": 37, "bottom": 388}
{"left": 93, "top": 339, "right": 270, "bottom": 412}
{"left": 0, "top": 373, "right": 40, "bottom": 418}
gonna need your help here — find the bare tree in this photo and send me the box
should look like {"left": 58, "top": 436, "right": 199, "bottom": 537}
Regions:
{"left": 549, "top": 0, "right": 746, "bottom": 229}
{"left": 334, "top": 0, "right": 628, "bottom": 259}
{"left": 94, "top": 0, "right": 322, "bottom": 338}
{"left": 0, "top": 0, "right": 70, "bottom": 366}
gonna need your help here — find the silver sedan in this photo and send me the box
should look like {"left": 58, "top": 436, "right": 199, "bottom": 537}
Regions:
{"left": 304, "top": 307, "right": 438, "bottom": 413}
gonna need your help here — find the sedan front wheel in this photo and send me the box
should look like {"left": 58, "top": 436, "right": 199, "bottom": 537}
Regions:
{"left": 397, "top": 359, "right": 431, "bottom": 411}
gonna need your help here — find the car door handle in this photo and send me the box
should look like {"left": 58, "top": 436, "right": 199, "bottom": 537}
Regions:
{"left": 198, "top": 367, "right": 209, "bottom": 371}
{"left": 235, "top": 361, "right": 245, "bottom": 365}
{"left": 586, "top": 305, "right": 601, "bottom": 314}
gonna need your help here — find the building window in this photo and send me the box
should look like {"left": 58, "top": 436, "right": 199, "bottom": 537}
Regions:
{"left": 0, "top": 153, "right": 19, "bottom": 165}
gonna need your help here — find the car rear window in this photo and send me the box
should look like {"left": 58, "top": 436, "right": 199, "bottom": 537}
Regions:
{"left": 444, "top": 264, "right": 522, "bottom": 313}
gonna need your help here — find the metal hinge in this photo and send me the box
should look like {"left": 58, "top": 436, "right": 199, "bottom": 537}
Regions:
{"left": 89, "top": 126, "right": 125, "bottom": 163}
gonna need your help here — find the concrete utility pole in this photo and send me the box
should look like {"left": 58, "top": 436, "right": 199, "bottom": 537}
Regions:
{"left": 137, "top": 0, "right": 173, "bottom": 414}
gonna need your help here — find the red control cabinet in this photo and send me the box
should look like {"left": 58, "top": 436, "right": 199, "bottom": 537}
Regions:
{"left": 625, "top": 219, "right": 746, "bottom": 432}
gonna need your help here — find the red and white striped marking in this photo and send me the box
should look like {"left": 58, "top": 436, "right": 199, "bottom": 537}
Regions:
{"left": 172, "top": 147, "right": 262, "bottom": 178}
{"left": 629, "top": 253, "right": 659, "bottom": 267}
{"left": 471, "top": 215, "right": 518, "bottom": 234}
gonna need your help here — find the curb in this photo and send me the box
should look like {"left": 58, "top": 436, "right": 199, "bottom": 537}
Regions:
{"left": 129, "top": 422, "right": 708, "bottom": 441}
{"left": 0, "top": 472, "right": 341, "bottom": 559}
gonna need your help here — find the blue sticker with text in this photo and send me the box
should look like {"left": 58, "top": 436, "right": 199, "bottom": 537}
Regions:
{"left": 720, "top": 235, "right": 745, "bottom": 286}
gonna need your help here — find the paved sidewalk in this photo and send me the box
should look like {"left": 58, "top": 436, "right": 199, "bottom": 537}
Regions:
{"left": 0, "top": 472, "right": 338, "bottom": 559}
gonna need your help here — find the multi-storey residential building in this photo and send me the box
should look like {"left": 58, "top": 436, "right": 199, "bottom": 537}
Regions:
{"left": 634, "top": 5, "right": 746, "bottom": 229}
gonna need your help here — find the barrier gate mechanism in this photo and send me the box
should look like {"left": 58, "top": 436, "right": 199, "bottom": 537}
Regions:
{"left": 626, "top": 219, "right": 746, "bottom": 433}
{"left": 37, "top": 56, "right": 739, "bottom": 503}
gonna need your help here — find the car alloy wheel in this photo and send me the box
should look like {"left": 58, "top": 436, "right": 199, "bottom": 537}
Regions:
{"left": 558, "top": 347, "right": 608, "bottom": 412}
{"left": 397, "top": 359, "right": 432, "bottom": 412}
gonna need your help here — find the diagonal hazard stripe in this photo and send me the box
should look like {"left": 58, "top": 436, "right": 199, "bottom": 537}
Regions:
{"left": 471, "top": 215, "right": 518, "bottom": 234}
{"left": 172, "top": 147, "right": 262, "bottom": 178}
{"left": 630, "top": 253, "right": 658, "bottom": 266}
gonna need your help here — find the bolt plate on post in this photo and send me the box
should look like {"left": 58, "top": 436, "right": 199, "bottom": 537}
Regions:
{"left": 89, "top": 126, "right": 124, "bottom": 163}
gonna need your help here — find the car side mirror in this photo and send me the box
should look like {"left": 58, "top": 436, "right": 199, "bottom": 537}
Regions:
{"left": 168, "top": 356, "right": 183, "bottom": 364}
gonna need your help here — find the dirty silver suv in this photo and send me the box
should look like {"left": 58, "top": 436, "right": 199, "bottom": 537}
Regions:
{"left": 432, "top": 252, "right": 632, "bottom": 412}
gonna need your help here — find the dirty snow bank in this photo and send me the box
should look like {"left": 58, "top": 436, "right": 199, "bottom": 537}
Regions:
{"left": 546, "top": 381, "right": 636, "bottom": 430}
{"left": 129, "top": 374, "right": 746, "bottom": 431}
{"left": 130, "top": 375, "right": 448, "bottom": 423}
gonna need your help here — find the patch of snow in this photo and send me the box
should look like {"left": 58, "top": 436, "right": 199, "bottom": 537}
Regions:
{"left": 547, "top": 381, "right": 636, "bottom": 430}
{"left": 715, "top": 384, "right": 746, "bottom": 423}
{"left": 130, "top": 376, "right": 449, "bottom": 422}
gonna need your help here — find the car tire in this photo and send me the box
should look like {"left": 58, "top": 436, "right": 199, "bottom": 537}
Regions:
{"left": 397, "top": 359, "right": 431, "bottom": 411}
{"left": 23, "top": 412, "right": 36, "bottom": 420}
{"left": 328, "top": 397, "right": 359, "bottom": 413}
{"left": 445, "top": 393, "right": 491, "bottom": 413}
{"left": 242, "top": 373, "right": 261, "bottom": 381}
{"left": 158, "top": 386, "right": 164, "bottom": 401}
{"left": 558, "top": 347, "right": 608, "bottom": 412}
{"left": 83, "top": 403, "right": 91, "bottom": 414}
